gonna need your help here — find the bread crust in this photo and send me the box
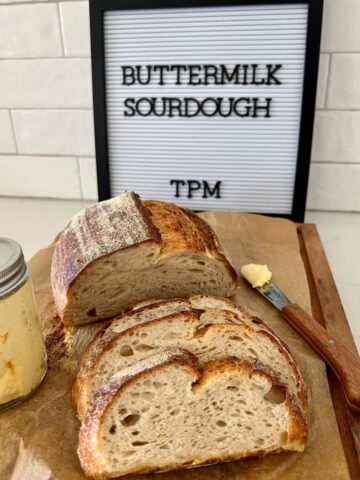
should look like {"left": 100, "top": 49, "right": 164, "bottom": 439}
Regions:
{"left": 196, "top": 319, "right": 306, "bottom": 409}
{"left": 190, "top": 294, "right": 308, "bottom": 410}
{"left": 51, "top": 195, "right": 238, "bottom": 325}
{"left": 197, "top": 357, "right": 307, "bottom": 448}
{"left": 51, "top": 192, "right": 161, "bottom": 323}
{"left": 78, "top": 348, "right": 199, "bottom": 479}
{"left": 72, "top": 309, "right": 203, "bottom": 417}
{"left": 78, "top": 354, "right": 307, "bottom": 480}
{"left": 73, "top": 297, "right": 307, "bottom": 417}
{"left": 144, "top": 200, "right": 238, "bottom": 285}
{"left": 260, "top": 328, "right": 308, "bottom": 410}
{"left": 71, "top": 299, "right": 195, "bottom": 410}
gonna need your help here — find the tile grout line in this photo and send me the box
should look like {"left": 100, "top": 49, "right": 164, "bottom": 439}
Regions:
{"left": 311, "top": 160, "right": 360, "bottom": 166}
{"left": 320, "top": 51, "right": 360, "bottom": 55}
{"left": 0, "top": 56, "right": 90, "bottom": 61}
{"left": 323, "top": 53, "right": 333, "bottom": 109}
{"left": 316, "top": 107, "right": 360, "bottom": 112}
{"left": 57, "top": 2, "right": 66, "bottom": 57}
{"left": 0, "top": 152, "right": 95, "bottom": 159}
{"left": 77, "top": 157, "right": 85, "bottom": 199}
{"left": 319, "top": 53, "right": 330, "bottom": 109}
{"left": 8, "top": 110, "right": 18, "bottom": 154}
{"left": 0, "top": 0, "right": 85, "bottom": 6}
{"left": 4, "top": 108, "right": 93, "bottom": 111}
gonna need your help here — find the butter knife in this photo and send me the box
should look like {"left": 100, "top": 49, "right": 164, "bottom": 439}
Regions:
{"left": 246, "top": 279, "right": 360, "bottom": 414}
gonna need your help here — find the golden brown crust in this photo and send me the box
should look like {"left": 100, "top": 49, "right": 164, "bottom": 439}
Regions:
{"left": 287, "top": 393, "right": 309, "bottom": 447}
{"left": 259, "top": 328, "right": 308, "bottom": 411}
{"left": 51, "top": 196, "right": 237, "bottom": 325}
{"left": 194, "top": 357, "right": 307, "bottom": 450}
{"left": 73, "top": 296, "right": 307, "bottom": 417}
{"left": 190, "top": 294, "right": 308, "bottom": 411}
{"left": 195, "top": 322, "right": 304, "bottom": 399}
{"left": 121, "top": 447, "right": 284, "bottom": 476}
{"left": 144, "top": 200, "right": 238, "bottom": 284}
{"left": 71, "top": 322, "right": 112, "bottom": 410}
{"left": 179, "top": 205, "right": 238, "bottom": 283}
{"left": 127, "top": 416, "right": 306, "bottom": 477}
{"left": 78, "top": 355, "right": 307, "bottom": 479}
{"left": 144, "top": 200, "right": 209, "bottom": 255}
{"left": 78, "top": 349, "right": 199, "bottom": 479}
{"left": 71, "top": 299, "right": 194, "bottom": 412}
{"left": 51, "top": 192, "right": 161, "bottom": 323}
{"left": 72, "top": 309, "right": 203, "bottom": 418}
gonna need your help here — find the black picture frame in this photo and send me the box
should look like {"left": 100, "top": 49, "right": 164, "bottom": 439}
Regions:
{"left": 90, "top": 0, "right": 323, "bottom": 222}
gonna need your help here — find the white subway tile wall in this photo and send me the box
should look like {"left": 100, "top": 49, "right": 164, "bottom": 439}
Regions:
{"left": 0, "top": 110, "right": 16, "bottom": 153}
{"left": 59, "top": 2, "right": 91, "bottom": 57}
{"left": 0, "top": 0, "right": 358, "bottom": 209}
{"left": 0, "top": 58, "right": 92, "bottom": 108}
{"left": 0, "top": 4, "right": 62, "bottom": 58}
{"left": 12, "top": 110, "right": 95, "bottom": 155}
{"left": 312, "top": 111, "right": 360, "bottom": 163}
{"left": 315, "top": 54, "right": 329, "bottom": 109}
{"left": 307, "top": 163, "right": 360, "bottom": 211}
{"left": 0, "top": 155, "right": 82, "bottom": 198}
{"left": 79, "top": 156, "right": 97, "bottom": 199}
{"left": 327, "top": 54, "right": 360, "bottom": 109}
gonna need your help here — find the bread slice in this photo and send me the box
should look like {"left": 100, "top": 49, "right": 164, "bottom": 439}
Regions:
{"left": 78, "top": 349, "right": 307, "bottom": 480}
{"left": 51, "top": 193, "right": 237, "bottom": 326}
{"left": 189, "top": 294, "right": 308, "bottom": 409}
{"left": 72, "top": 295, "right": 281, "bottom": 395}
{"left": 72, "top": 305, "right": 307, "bottom": 420}
{"left": 71, "top": 299, "right": 192, "bottom": 407}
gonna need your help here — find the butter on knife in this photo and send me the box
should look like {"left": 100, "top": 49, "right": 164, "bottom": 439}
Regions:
{"left": 240, "top": 263, "right": 272, "bottom": 288}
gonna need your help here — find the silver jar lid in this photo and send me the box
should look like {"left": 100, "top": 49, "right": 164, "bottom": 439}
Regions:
{"left": 0, "top": 237, "right": 27, "bottom": 296}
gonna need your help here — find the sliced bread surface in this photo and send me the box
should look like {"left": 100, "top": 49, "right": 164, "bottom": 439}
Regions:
{"left": 74, "top": 308, "right": 231, "bottom": 418}
{"left": 189, "top": 294, "right": 308, "bottom": 408}
{"left": 73, "top": 309, "right": 305, "bottom": 420}
{"left": 51, "top": 193, "right": 237, "bottom": 326}
{"left": 78, "top": 349, "right": 307, "bottom": 480}
{"left": 73, "top": 298, "right": 307, "bottom": 419}
{"left": 71, "top": 299, "right": 192, "bottom": 407}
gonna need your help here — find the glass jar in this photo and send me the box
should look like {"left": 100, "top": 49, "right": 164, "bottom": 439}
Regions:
{"left": 0, "top": 237, "right": 47, "bottom": 410}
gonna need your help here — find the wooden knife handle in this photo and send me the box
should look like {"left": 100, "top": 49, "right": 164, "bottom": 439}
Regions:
{"left": 282, "top": 303, "right": 360, "bottom": 414}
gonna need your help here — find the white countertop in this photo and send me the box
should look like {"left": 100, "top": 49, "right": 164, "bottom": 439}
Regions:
{"left": 1, "top": 196, "right": 359, "bottom": 351}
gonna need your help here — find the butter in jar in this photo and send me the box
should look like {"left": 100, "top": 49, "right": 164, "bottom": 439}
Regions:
{"left": 0, "top": 237, "right": 47, "bottom": 410}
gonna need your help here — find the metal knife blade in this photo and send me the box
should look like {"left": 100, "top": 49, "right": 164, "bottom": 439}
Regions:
{"left": 257, "top": 282, "right": 291, "bottom": 310}
{"left": 244, "top": 276, "right": 360, "bottom": 414}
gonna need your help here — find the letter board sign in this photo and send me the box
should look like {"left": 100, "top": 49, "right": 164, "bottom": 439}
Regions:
{"left": 90, "top": 0, "right": 323, "bottom": 221}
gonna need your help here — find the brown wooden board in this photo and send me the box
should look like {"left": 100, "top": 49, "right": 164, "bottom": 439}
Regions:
{"left": 0, "top": 215, "right": 354, "bottom": 480}
{"left": 298, "top": 223, "right": 360, "bottom": 480}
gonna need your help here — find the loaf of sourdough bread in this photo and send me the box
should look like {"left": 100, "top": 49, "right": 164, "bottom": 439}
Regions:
{"left": 78, "top": 348, "right": 308, "bottom": 480}
{"left": 72, "top": 296, "right": 307, "bottom": 421}
{"left": 51, "top": 193, "right": 237, "bottom": 326}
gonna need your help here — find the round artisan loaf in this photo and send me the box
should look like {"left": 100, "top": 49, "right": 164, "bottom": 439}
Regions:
{"left": 51, "top": 192, "right": 237, "bottom": 326}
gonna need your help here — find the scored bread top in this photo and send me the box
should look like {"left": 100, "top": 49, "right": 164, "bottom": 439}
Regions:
{"left": 143, "top": 200, "right": 237, "bottom": 281}
{"left": 51, "top": 193, "right": 238, "bottom": 320}
{"left": 144, "top": 200, "right": 227, "bottom": 258}
{"left": 51, "top": 192, "right": 161, "bottom": 316}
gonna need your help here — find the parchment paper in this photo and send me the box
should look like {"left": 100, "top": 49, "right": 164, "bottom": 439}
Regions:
{"left": 0, "top": 212, "right": 350, "bottom": 480}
